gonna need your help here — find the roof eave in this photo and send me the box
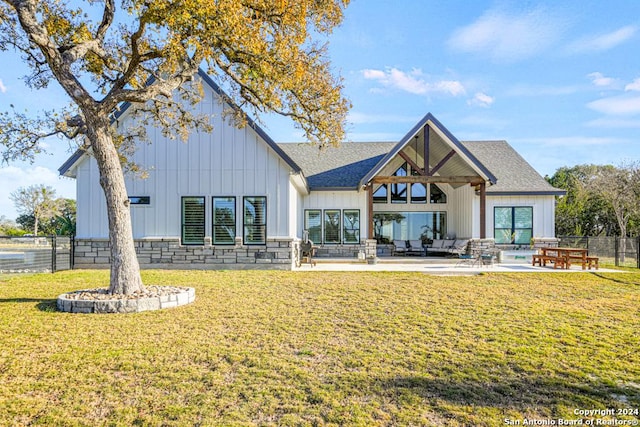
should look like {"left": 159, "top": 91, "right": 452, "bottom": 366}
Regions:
{"left": 58, "top": 148, "right": 87, "bottom": 178}
{"left": 290, "top": 171, "right": 310, "bottom": 195}
{"left": 309, "top": 186, "right": 359, "bottom": 192}
{"left": 488, "top": 190, "right": 567, "bottom": 196}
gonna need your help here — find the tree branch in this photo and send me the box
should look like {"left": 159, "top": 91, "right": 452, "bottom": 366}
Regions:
{"left": 6, "top": 0, "right": 95, "bottom": 110}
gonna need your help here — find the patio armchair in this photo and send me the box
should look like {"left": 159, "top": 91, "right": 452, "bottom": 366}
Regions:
{"left": 299, "top": 240, "right": 317, "bottom": 267}
{"left": 474, "top": 247, "right": 498, "bottom": 267}
{"left": 455, "top": 252, "right": 475, "bottom": 267}
{"left": 448, "top": 239, "right": 470, "bottom": 256}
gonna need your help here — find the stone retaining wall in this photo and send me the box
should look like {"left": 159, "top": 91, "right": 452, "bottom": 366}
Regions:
{"left": 57, "top": 287, "right": 196, "bottom": 314}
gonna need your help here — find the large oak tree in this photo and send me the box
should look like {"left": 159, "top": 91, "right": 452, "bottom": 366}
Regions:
{"left": 0, "top": 0, "right": 350, "bottom": 294}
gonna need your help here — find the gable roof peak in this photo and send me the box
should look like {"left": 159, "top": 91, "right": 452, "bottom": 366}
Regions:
{"left": 59, "top": 69, "right": 303, "bottom": 178}
{"left": 358, "top": 112, "right": 497, "bottom": 187}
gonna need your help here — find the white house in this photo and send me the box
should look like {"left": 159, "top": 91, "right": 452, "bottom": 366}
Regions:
{"left": 59, "top": 70, "right": 564, "bottom": 269}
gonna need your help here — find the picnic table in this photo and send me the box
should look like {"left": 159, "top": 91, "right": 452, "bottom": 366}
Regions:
{"left": 535, "top": 247, "right": 590, "bottom": 270}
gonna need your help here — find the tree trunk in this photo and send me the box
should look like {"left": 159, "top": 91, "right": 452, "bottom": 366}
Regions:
{"left": 34, "top": 216, "right": 39, "bottom": 236}
{"left": 87, "top": 115, "right": 145, "bottom": 295}
{"left": 619, "top": 218, "right": 627, "bottom": 264}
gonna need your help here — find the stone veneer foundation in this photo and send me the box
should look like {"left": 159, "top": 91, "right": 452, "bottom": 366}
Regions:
{"left": 74, "top": 237, "right": 296, "bottom": 270}
{"left": 72, "top": 237, "right": 377, "bottom": 269}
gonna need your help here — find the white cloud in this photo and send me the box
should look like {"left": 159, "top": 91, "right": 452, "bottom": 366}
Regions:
{"left": 362, "top": 68, "right": 466, "bottom": 97}
{"left": 586, "top": 117, "right": 640, "bottom": 128}
{"left": 0, "top": 79, "right": 6, "bottom": 93}
{"left": 587, "top": 94, "right": 640, "bottom": 115}
{"left": 467, "top": 92, "right": 494, "bottom": 108}
{"left": 362, "top": 69, "right": 386, "bottom": 80}
{"left": 625, "top": 78, "right": 640, "bottom": 92}
{"left": 569, "top": 25, "right": 637, "bottom": 53}
{"left": 587, "top": 72, "right": 616, "bottom": 87}
{"left": 447, "top": 7, "right": 564, "bottom": 62}
{"left": 0, "top": 166, "right": 76, "bottom": 220}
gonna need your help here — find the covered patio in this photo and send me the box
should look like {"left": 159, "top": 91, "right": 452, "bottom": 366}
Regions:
{"left": 361, "top": 114, "right": 496, "bottom": 243}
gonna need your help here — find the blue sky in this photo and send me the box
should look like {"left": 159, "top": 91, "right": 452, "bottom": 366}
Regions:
{"left": 2, "top": 0, "right": 640, "bottom": 220}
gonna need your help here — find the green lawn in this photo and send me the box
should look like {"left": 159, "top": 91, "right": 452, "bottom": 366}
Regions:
{"left": 1, "top": 270, "right": 639, "bottom": 426}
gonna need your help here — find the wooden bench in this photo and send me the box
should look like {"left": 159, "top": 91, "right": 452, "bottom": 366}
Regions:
{"left": 566, "top": 254, "right": 590, "bottom": 269}
{"left": 586, "top": 256, "right": 599, "bottom": 270}
{"left": 532, "top": 254, "right": 544, "bottom": 266}
{"left": 553, "top": 256, "right": 568, "bottom": 269}
{"left": 532, "top": 254, "right": 567, "bottom": 269}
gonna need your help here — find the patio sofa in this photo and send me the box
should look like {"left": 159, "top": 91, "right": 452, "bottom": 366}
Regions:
{"left": 392, "top": 240, "right": 408, "bottom": 256}
{"left": 425, "top": 239, "right": 470, "bottom": 256}
{"left": 392, "top": 240, "right": 425, "bottom": 256}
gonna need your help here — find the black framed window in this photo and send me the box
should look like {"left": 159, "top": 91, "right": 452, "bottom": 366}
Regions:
{"left": 244, "top": 197, "right": 266, "bottom": 245}
{"left": 324, "top": 210, "right": 341, "bottom": 244}
{"left": 494, "top": 207, "right": 533, "bottom": 244}
{"left": 373, "top": 185, "right": 387, "bottom": 203}
{"left": 212, "top": 197, "right": 236, "bottom": 245}
{"left": 304, "top": 210, "right": 322, "bottom": 243}
{"left": 391, "top": 163, "right": 407, "bottom": 203}
{"left": 129, "top": 196, "right": 150, "bottom": 205}
{"left": 181, "top": 196, "right": 205, "bottom": 245}
{"left": 430, "top": 184, "right": 447, "bottom": 204}
{"left": 343, "top": 210, "right": 360, "bottom": 244}
{"left": 411, "top": 183, "right": 426, "bottom": 203}
{"left": 373, "top": 211, "right": 446, "bottom": 243}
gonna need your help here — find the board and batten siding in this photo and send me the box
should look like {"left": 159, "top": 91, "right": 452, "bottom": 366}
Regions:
{"left": 442, "top": 185, "right": 558, "bottom": 240}
{"left": 485, "top": 195, "right": 556, "bottom": 239}
{"left": 447, "top": 184, "right": 474, "bottom": 239}
{"left": 75, "top": 82, "right": 295, "bottom": 241}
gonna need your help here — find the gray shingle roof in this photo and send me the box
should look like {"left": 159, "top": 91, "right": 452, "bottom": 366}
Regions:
{"left": 462, "top": 141, "right": 564, "bottom": 195}
{"left": 279, "top": 140, "right": 565, "bottom": 195}
{"left": 277, "top": 142, "right": 396, "bottom": 190}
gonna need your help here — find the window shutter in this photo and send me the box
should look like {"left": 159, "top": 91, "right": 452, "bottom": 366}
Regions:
{"left": 182, "top": 197, "right": 205, "bottom": 245}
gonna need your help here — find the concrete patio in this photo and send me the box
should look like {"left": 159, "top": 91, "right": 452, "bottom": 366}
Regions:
{"left": 293, "top": 256, "right": 619, "bottom": 274}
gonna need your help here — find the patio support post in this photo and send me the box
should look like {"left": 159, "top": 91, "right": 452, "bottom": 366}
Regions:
{"left": 367, "top": 184, "right": 374, "bottom": 239}
{"left": 424, "top": 124, "right": 430, "bottom": 175}
{"left": 479, "top": 182, "right": 486, "bottom": 238}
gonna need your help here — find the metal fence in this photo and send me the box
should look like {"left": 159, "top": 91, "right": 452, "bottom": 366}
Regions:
{"left": 558, "top": 236, "right": 640, "bottom": 268}
{"left": 0, "top": 236, "right": 74, "bottom": 274}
